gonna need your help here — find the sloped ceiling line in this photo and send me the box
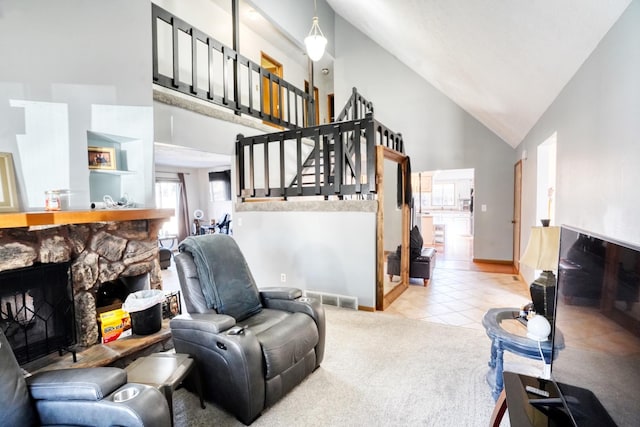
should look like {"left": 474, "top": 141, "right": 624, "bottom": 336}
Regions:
{"left": 326, "top": 0, "right": 632, "bottom": 147}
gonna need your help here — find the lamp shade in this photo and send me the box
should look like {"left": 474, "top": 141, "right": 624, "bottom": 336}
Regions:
{"left": 305, "top": 17, "right": 327, "bottom": 61}
{"left": 305, "top": 34, "right": 327, "bottom": 61}
{"left": 520, "top": 226, "right": 560, "bottom": 271}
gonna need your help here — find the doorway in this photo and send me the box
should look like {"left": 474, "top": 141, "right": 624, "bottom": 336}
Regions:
{"left": 154, "top": 142, "right": 232, "bottom": 240}
{"left": 536, "top": 133, "right": 557, "bottom": 225}
{"left": 261, "top": 52, "right": 283, "bottom": 128}
{"left": 513, "top": 160, "right": 522, "bottom": 272}
{"left": 412, "top": 168, "right": 475, "bottom": 267}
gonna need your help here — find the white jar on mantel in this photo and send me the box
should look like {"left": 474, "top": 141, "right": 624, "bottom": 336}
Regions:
{"left": 44, "top": 189, "right": 70, "bottom": 211}
{"left": 45, "top": 190, "right": 60, "bottom": 211}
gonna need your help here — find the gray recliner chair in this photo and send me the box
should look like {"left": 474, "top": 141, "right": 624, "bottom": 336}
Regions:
{"left": 170, "top": 234, "right": 325, "bottom": 425}
{"left": 0, "top": 329, "right": 170, "bottom": 427}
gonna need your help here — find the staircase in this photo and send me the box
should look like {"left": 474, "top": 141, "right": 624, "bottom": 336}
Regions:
{"left": 290, "top": 130, "right": 361, "bottom": 190}
{"left": 236, "top": 88, "right": 404, "bottom": 201}
{"left": 290, "top": 88, "right": 375, "bottom": 190}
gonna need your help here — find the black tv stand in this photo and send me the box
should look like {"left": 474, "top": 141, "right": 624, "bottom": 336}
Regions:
{"left": 493, "top": 372, "right": 616, "bottom": 427}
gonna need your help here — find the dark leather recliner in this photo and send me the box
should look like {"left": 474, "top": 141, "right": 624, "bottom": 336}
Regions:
{"left": 170, "top": 234, "right": 325, "bottom": 425}
{"left": 0, "top": 329, "right": 170, "bottom": 427}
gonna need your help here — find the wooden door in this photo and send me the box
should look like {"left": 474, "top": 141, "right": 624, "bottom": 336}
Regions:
{"left": 513, "top": 160, "right": 523, "bottom": 272}
{"left": 261, "top": 52, "right": 282, "bottom": 127}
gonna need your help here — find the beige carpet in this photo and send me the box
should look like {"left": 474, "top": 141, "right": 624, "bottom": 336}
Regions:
{"left": 172, "top": 306, "right": 498, "bottom": 426}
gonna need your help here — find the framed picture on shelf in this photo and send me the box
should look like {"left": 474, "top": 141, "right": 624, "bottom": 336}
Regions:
{"left": 0, "top": 152, "right": 19, "bottom": 212}
{"left": 88, "top": 146, "right": 116, "bottom": 170}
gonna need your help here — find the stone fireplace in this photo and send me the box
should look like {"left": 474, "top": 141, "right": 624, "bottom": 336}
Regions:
{"left": 0, "top": 209, "right": 172, "bottom": 348}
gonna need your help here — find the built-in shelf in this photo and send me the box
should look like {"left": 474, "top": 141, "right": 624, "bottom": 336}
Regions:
{"left": 87, "top": 130, "right": 143, "bottom": 203}
{"left": 0, "top": 208, "right": 174, "bottom": 229}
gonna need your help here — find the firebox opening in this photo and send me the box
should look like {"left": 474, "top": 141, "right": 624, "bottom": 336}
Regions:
{"left": 0, "top": 262, "right": 75, "bottom": 365}
{"left": 95, "top": 273, "right": 150, "bottom": 317}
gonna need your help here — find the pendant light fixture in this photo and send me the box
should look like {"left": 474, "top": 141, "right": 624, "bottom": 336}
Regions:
{"left": 304, "top": 0, "right": 327, "bottom": 61}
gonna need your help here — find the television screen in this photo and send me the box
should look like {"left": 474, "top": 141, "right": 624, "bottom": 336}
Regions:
{"left": 552, "top": 225, "right": 640, "bottom": 426}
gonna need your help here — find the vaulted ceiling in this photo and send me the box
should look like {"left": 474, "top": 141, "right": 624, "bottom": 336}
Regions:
{"left": 327, "top": 0, "right": 632, "bottom": 147}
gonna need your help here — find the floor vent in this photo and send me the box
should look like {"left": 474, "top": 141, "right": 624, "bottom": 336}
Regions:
{"left": 304, "top": 291, "right": 358, "bottom": 310}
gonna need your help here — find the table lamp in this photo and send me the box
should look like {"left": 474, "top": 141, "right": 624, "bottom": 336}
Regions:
{"left": 520, "top": 226, "right": 560, "bottom": 322}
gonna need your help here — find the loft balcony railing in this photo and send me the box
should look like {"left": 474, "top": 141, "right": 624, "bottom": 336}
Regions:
{"left": 150, "top": 6, "right": 405, "bottom": 201}
{"left": 236, "top": 113, "right": 404, "bottom": 200}
{"left": 152, "top": 4, "right": 313, "bottom": 129}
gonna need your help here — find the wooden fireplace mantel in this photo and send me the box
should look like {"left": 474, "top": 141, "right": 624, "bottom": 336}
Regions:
{"left": 0, "top": 208, "right": 174, "bottom": 229}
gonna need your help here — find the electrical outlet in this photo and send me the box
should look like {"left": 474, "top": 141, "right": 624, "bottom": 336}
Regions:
{"left": 280, "top": 273, "right": 286, "bottom": 283}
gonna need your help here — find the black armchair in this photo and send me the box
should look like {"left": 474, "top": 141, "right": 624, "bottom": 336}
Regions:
{"left": 170, "top": 234, "right": 325, "bottom": 424}
{"left": 0, "top": 329, "right": 170, "bottom": 427}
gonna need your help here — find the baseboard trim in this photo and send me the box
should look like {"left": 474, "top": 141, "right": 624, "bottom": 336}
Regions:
{"left": 358, "top": 305, "right": 375, "bottom": 312}
{"left": 517, "top": 272, "right": 527, "bottom": 284}
{"left": 472, "top": 258, "right": 513, "bottom": 265}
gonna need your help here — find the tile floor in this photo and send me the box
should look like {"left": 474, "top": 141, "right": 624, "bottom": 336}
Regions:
{"left": 384, "top": 267, "right": 531, "bottom": 331}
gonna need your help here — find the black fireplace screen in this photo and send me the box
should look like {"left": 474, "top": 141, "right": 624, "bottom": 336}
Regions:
{"left": 0, "top": 262, "right": 75, "bottom": 364}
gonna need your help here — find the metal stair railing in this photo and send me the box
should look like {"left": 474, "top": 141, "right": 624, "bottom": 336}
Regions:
{"left": 293, "top": 87, "right": 373, "bottom": 189}
{"left": 336, "top": 87, "right": 374, "bottom": 122}
{"left": 236, "top": 114, "right": 404, "bottom": 201}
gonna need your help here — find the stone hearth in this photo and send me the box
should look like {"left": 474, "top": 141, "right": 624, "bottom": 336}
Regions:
{"left": 0, "top": 217, "right": 167, "bottom": 347}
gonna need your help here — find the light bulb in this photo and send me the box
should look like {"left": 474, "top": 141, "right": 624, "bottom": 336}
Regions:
{"left": 305, "top": 16, "right": 326, "bottom": 62}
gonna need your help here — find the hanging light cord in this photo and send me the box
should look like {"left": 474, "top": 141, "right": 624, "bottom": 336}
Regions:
{"left": 308, "top": 0, "right": 324, "bottom": 37}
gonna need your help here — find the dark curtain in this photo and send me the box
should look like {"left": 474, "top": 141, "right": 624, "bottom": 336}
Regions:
{"left": 177, "top": 173, "right": 190, "bottom": 243}
{"left": 208, "top": 170, "right": 231, "bottom": 201}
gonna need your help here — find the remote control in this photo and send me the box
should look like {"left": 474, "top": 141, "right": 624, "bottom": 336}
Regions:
{"left": 525, "top": 385, "right": 550, "bottom": 397}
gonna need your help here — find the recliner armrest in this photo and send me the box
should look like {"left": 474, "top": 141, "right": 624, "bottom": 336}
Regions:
{"left": 260, "top": 294, "right": 326, "bottom": 365}
{"left": 27, "top": 367, "right": 126, "bottom": 401}
{"left": 259, "top": 286, "right": 303, "bottom": 301}
{"left": 169, "top": 312, "right": 236, "bottom": 334}
{"left": 33, "top": 383, "right": 171, "bottom": 427}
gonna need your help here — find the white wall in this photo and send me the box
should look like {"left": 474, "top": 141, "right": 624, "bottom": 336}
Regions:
{"left": 516, "top": 1, "right": 640, "bottom": 282}
{"left": 234, "top": 206, "right": 377, "bottom": 307}
{"left": 333, "top": 16, "right": 516, "bottom": 261}
{"left": 0, "top": 0, "right": 154, "bottom": 209}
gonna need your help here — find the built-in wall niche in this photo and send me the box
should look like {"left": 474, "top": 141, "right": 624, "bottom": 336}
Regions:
{"left": 87, "top": 131, "right": 143, "bottom": 208}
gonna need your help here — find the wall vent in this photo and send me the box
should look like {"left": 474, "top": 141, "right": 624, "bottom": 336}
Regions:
{"left": 304, "top": 290, "right": 358, "bottom": 310}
